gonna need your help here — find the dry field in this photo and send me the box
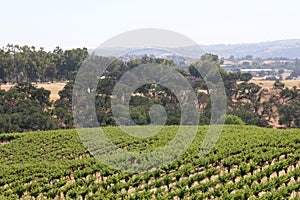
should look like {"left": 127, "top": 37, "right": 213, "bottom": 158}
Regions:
{"left": 249, "top": 80, "right": 300, "bottom": 89}
{"left": 1, "top": 80, "right": 300, "bottom": 102}
{"left": 0, "top": 82, "right": 66, "bottom": 102}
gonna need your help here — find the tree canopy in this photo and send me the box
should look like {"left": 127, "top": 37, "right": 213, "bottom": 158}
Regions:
{"left": 1, "top": 48, "right": 299, "bottom": 133}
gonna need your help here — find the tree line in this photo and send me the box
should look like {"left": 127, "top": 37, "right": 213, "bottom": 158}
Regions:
{"left": 0, "top": 44, "right": 88, "bottom": 84}
{"left": 0, "top": 47, "right": 299, "bottom": 133}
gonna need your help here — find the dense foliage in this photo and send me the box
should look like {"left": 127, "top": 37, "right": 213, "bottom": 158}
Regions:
{"left": 0, "top": 83, "right": 57, "bottom": 133}
{"left": 1, "top": 46, "right": 300, "bottom": 132}
{"left": 0, "top": 45, "right": 88, "bottom": 83}
{"left": 0, "top": 126, "right": 300, "bottom": 199}
{"left": 55, "top": 54, "right": 300, "bottom": 129}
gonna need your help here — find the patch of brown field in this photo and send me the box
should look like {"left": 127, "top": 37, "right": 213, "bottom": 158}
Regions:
{"left": 238, "top": 60, "right": 253, "bottom": 64}
{"left": 281, "top": 72, "right": 291, "bottom": 80}
{"left": 223, "top": 60, "right": 234, "bottom": 65}
{"left": 249, "top": 80, "right": 300, "bottom": 89}
{"left": 263, "top": 60, "right": 275, "bottom": 65}
{"left": 1, "top": 82, "right": 66, "bottom": 102}
{"left": 36, "top": 83, "right": 66, "bottom": 101}
{"left": 237, "top": 79, "right": 300, "bottom": 128}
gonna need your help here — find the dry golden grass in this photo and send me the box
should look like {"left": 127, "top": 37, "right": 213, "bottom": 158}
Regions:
{"left": 239, "top": 79, "right": 300, "bottom": 128}
{"left": 249, "top": 80, "right": 300, "bottom": 89}
{"left": 1, "top": 82, "right": 66, "bottom": 102}
{"left": 263, "top": 60, "right": 275, "bottom": 65}
{"left": 223, "top": 60, "right": 234, "bottom": 65}
{"left": 1, "top": 79, "right": 300, "bottom": 102}
{"left": 281, "top": 72, "right": 291, "bottom": 80}
{"left": 1, "top": 80, "right": 300, "bottom": 128}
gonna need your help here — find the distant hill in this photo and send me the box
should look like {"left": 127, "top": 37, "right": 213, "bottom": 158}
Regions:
{"left": 90, "top": 39, "right": 300, "bottom": 59}
{"left": 90, "top": 45, "right": 204, "bottom": 60}
{"left": 202, "top": 39, "right": 300, "bottom": 59}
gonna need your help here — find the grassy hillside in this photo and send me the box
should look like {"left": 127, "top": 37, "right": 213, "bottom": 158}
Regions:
{"left": 1, "top": 126, "right": 300, "bottom": 199}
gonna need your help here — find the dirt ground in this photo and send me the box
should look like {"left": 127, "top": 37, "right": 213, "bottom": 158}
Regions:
{"left": 0, "top": 82, "right": 66, "bottom": 102}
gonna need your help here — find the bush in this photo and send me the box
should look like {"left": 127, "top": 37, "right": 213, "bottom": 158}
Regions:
{"left": 229, "top": 111, "right": 269, "bottom": 127}
{"left": 225, "top": 115, "right": 245, "bottom": 125}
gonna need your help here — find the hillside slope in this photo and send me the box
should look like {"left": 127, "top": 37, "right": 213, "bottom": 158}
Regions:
{"left": 203, "top": 39, "right": 300, "bottom": 59}
{"left": 0, "top": 126, "right": 300, "bottom": 199}
{"left": 92, "top": 39, "right": 300, "bottom": 59}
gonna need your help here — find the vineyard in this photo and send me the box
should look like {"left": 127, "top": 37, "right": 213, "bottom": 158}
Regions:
{"left": 1, "top": 125, "right": 300, "bottom": 199}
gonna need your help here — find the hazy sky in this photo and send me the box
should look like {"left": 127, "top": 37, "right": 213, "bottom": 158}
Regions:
{"left": 1, "top": 0, "right": 300, "bottom": 50}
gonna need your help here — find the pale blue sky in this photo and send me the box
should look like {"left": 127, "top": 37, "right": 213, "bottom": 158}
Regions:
{"left": 1, "top": 0, "right": 300, "bottom": 50}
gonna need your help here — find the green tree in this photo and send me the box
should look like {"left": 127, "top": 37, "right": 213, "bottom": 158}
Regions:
{"left": 0, "top": 83, "right": 57, "bottom": 132}
{"left": 225, "top": 114, "right": 245, "bottom": 125}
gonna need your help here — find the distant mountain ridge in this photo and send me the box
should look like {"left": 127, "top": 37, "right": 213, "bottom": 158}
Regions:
{"left": 90, "top": 39, "right": 300, "bottom": 59}
{"left": 202, "top": 39, "right": 300, "bottom": 59}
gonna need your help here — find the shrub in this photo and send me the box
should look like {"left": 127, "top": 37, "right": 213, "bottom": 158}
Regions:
{"left": 225, "top": 115, "right": 245, "bottom": 125}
